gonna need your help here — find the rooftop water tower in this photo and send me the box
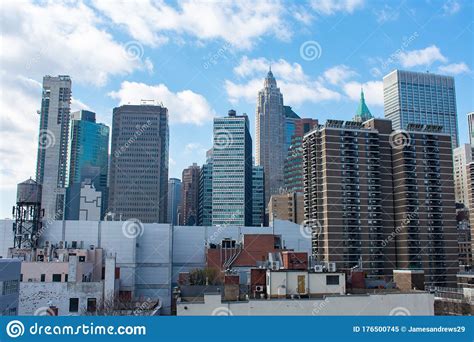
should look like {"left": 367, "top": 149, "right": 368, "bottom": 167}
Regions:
{"left": 12, "top": 178, "right": 43, "bottom": 248}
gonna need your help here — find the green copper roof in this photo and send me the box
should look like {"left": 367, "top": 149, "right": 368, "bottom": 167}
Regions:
{"left": 354, "top": 88, "right": 373, "bottom": 122}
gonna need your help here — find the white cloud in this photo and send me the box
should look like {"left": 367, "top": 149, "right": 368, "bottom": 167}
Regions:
{"left": 226, "top": 57, "right": 341, "bottom": 106}
{"left": 225, "top": 79, "right": 263, "bottom": 104}
{"left": 343, "top": 81, "right": 384, "bottom": 107}
{"left": 310, "top": 0, "right": 364, "bottom": 15}
{"left": 292, "top": 7, "right": 314, "bottom": 25}
{"left": 0, "top": 73, "right": 43, "bottom": 191}
{"left": 0, "top": 0, "right": 150, "bottom": 202}
{"left": 184, "top": 143, "right": 207, "bottom": 155}
{"left": 373, "top": 5, "right": 399, "bottom": 23}
{"left": 92, "top": 0, "right": 290, "bottom": 49}
{"left": 323, "top": 65, "right": 358, "bottom": 85}
{"left": 397, "top": 45, "right": 448, "bottom": 68}
{"left": 438, "top": 62, "right": 471, "bottom": 75}
{"left": 109, "top": 81, "right": 215, "bottom": 125}
{"left": 443, "top": 0, "right": 461, "bottom": 15}
{"left": 71, "top": 98, "right": 91, "bottom": 112}
{"left": 234, "top": 56, "right": 307, "bottom": 82}
{"left": 1, "top": 1, "right": 147, "bottom": 87}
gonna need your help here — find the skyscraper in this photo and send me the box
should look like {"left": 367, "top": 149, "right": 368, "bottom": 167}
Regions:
{"left": 65, "top": 110, "right": 109, "bottom": 219}
{"left": 108, "top": 104, "right": 169, "bottom": 223}
{"left": 284, "top": 118, "right": 318, "bottom": 193}
{"left": 252, "top": 165, "right": 265, "bottom": 226}
{"left": 212, "top": 110, "right": 252, "bottom": 226}
{"left": 181, "top": 163, "right": 200, "bottom": 225}
{"left": 284, "top": 106, "right": 300, "bottom": 152}
{"left": 383, "top": 70, "right": 459, "bottom": 147}
{"left": 256, "top": 69, "right": 285, "bottom": 205}
{"left": 35, "top": 75, "right": 71, "bottom": 220}
{"left": 468, "top": 112, "right": 474, "bottom": 146}
{"left": 453, "top": 144, "right": 473, "bottom": 207}
{"left": 303, "top": 118, "right": 458, "bottom": 286}
{"left": 167, "top": 178, "right": 182, "bottom": 225}
{"left": 467, "top": 162, "right": 474, "bottom": 258}
{"left": 198, "top": 149, "right": 213, "bottom": 226}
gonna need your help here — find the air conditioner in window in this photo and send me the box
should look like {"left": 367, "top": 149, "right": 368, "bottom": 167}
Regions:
{"left": 255, "top": 285, "right": 264, "bottom": 292}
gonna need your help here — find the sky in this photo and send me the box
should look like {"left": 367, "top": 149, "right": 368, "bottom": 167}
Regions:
{"left": 0, "top": 0, "right": 473, "bottom": 219}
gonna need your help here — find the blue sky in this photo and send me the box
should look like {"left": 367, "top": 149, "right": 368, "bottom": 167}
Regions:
{"left": 0, "top": 0, "right": 473, "bottom": 218}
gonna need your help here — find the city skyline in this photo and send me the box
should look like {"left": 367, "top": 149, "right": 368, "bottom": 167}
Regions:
{"left": 1, "top": 0, "right": 473, "bottom": 219}
{"left": 1, "top": 0, "right": 474, "bottom": 323}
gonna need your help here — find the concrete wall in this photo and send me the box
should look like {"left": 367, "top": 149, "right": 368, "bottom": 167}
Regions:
{"left": 79, "top": 184, "right": 102, "bottom": 221}
{"left": 178, "top": 292, "right": 435, "bottom": 316}
{"left": 19, "top": 282, "right": 104, "bottom": 316}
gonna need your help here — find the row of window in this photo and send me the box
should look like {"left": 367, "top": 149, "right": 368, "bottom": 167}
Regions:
{"left": 69, "top": 297, "right": 97, "bottom": 313}
{"left": 1, "top": 280, "right": 19, "bottom": 295}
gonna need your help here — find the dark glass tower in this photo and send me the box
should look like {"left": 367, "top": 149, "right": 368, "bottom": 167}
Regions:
{"left": 108, "top": 104, "right": 169, "bottom": 223}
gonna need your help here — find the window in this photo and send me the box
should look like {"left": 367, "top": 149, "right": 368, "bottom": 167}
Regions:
{"left": 326, "top": 275, "right": 340, "bottom": 285}
{"left": 64, "top": 274, "right": 68, "bottom": 282}
{"left": 87, "top": 298, "right": 97, "bottom": 312}
{"left": 40, "top": 274, "right": 45, "bottom": 282}
{"left": 2, "top": 280, "right": 19, "bottom": 295}
{"left": 52, "top": 274, "right": 62, "bottom": 282}
{"left": 69, "top": 298, "right": 79, "bottom": 313}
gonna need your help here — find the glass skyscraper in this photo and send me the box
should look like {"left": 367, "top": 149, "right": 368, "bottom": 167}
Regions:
{"left": 198, "top": 149, "right": 213, "bottom": 226}
{"left": 383, "top": 70, "right": 458, "bottom": 147}
{"left": 284, "top": 118, "right": 318, "bottom": 193}
{"left": 65, "top": 110, "right": 109, "bottom": 219}
{"left": 284, "top": 105, "right": 300, "bottom": 152}
{"left": 252, "top": 165, "right": 265, "bottom": 226}
{"left": 212, "top": 110, "right": 252, "bottom": 226}
{"left": 167, "top": 178, "right": 182, "bottom": 225}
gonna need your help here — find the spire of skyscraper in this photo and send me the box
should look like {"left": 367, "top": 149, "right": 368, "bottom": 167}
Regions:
{"left": 353, "top": 87, "right": 373, "bottom": 122}
{"left": 264, "top": 66, "right": 277, "bottom": 88}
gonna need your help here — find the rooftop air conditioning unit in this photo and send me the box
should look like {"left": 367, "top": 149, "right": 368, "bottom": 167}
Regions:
{"left": 314, "top": 265, "right": 324, "bottom": 273}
